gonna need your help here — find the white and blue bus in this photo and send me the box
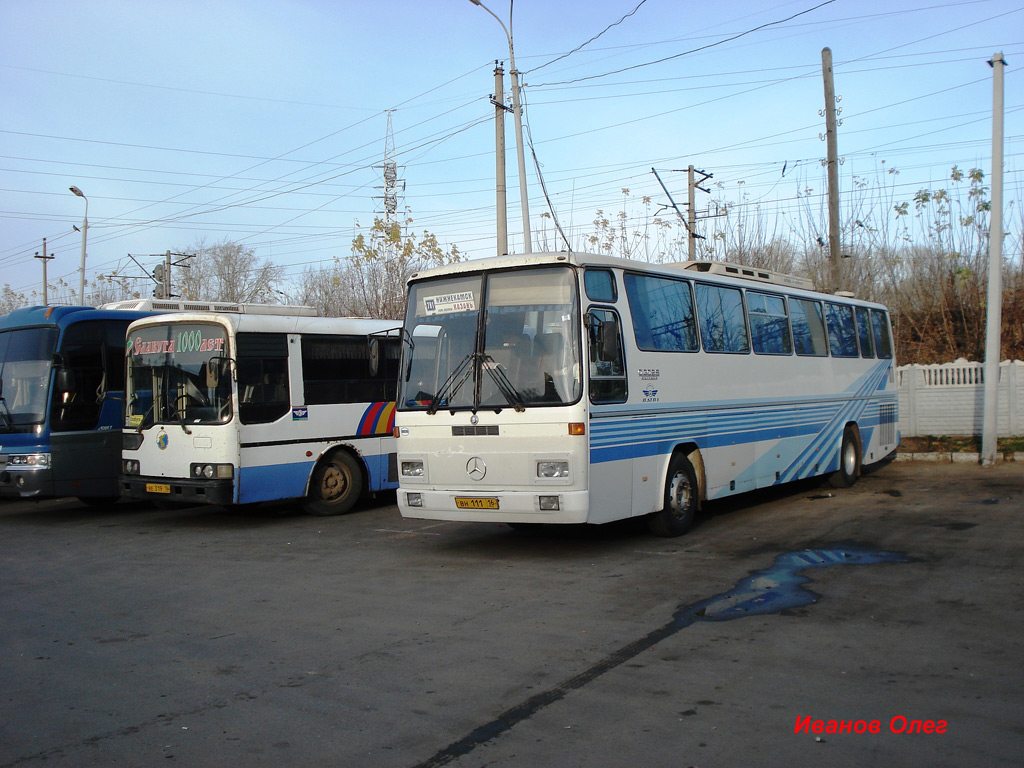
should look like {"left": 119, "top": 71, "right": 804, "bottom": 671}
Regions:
{"left": 0, "top": 304, "right": 160, "bottom": 503}
{"left": 120, "top": 309, "right": 401, "bottom": 514}
{"left": 395, "top": 253, "right": 898, "bottom": 536}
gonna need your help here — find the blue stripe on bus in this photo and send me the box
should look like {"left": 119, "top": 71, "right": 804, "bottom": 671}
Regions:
{"left": 589, "top": 360, "right": 894, "bottom": 485}
{"left": 237, "top": 451, "right": 398, "bottom": 505}
{"left": 238, "top": 461, "right": 313, "bottom": 504}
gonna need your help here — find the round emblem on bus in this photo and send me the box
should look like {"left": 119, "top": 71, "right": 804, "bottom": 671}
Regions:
{"left": 156, "top": 431, "right": 168, "bottom": 450}
{"left": 466, "top": 456, "right": 486, "bottom": 481}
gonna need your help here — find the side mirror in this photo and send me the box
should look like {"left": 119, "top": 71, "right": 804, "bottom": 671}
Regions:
{"left": 600, "top": 318, "right": 620, "bottom": 360}
{"left": 56, "top": 368, "right": 75, "bottom": 393}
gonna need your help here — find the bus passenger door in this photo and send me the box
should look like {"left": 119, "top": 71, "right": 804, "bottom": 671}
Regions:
{"left": 586, "top": 308, "right": 631, "bottom": 523}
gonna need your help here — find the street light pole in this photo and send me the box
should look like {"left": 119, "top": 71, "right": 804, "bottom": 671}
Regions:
{"left": 69, "top": 186, "right": 88, "bottom": 304}
{"left": 468, "top": 0, "right": 532, "bottom": 253}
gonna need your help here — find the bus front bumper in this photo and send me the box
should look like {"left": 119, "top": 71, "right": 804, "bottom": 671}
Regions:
{"left": 0, "top": 468, "right": 53, "bottom": 499}
{"left": 397, "top": 488, "right": 590, "bottom": 524}
{"left": 121, "top": 475, "right": 234, "bottom": 506}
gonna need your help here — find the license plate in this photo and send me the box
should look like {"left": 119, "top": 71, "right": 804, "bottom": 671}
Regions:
{"left": 146, "top": 483, "right": 171, "bottom": 494}
{"left": 455, "top": 497, "right": 499, "bottom": 510}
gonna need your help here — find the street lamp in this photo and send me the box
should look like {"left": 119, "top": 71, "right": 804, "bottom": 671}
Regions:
{"left": 468, "top": 0, "right": 532, "bottom": 253}
{"left": 69, "top": 186, "right": 88, "bottom": 304}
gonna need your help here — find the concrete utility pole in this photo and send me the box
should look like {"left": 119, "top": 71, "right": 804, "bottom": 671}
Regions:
{"left": 162, "top": 251, "right": 172, "bottom": 300}
{"left": 652, "top": 167, "right": 714, "bottom": 259}
{"left": 493, "top": 62, "right": 509, "bottom": 256}
{"left": 982, "top": 52, "right": 1007, "bottom": 466}
{"left": 469, "top": 0, "right": 531, "bottom": 253}
{"left": 688, "top": 166, "right": 697, "bottom": 261}
{"left": 821, "top": 47, "right": 842, "bottom": 291}
{"left": 34, "top": 238, "right": 54, "bottom": 305}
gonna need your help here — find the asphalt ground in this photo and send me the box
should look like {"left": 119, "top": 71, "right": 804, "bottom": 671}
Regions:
{"left": 1, "top": 460, "right": 1021, "bottom": 768}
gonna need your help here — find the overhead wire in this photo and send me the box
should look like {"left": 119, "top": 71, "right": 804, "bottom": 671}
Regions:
{"left": 2, "top": 4, "right": 1019, "bottom": 294}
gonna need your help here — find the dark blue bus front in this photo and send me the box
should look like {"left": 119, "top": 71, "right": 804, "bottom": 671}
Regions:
{"left": 0, "top": 306, "right": 144, "bottom": 503}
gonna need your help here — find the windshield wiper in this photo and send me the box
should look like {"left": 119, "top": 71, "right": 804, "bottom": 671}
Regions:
{"left": 426, "top": 352, "right": 475, "bottom": 415}
{"left": 134, "top": 401, "right": 155, "bottom": 434}
{"left": 479, "top": 354, "right": 525, "bottom": 412}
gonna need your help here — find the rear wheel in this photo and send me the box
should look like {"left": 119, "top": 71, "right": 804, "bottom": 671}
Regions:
{"left": 648, "top": 454, "right": 698, "bottom": 537}
{"left": 829, "top": 425, "right": 862, "bottom": 488}
{"left": 305, "top": 451, "right": 362, "bottom": 516}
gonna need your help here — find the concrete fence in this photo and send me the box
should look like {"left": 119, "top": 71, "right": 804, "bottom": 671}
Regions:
{"left": 897, "top": 359, "right": 1024, "bottom": 437}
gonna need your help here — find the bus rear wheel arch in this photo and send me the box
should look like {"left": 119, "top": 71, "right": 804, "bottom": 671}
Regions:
{"left": 305, "top": 449, "right": 364, "bottom": 516}
{"left": 829, "top": 424, "right": 862, "bottom": 488}
{"left": 648, "top": 453, "right": 699, "bottom": 537}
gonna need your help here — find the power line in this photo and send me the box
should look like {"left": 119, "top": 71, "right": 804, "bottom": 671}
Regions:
{"left": 531, "top": 0, "right": 838, "bottom": 87}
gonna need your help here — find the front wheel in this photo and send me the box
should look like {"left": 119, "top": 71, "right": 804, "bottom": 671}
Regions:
{"left": 829, "top": 426, "right": 862, "bottom": 488}
{"left": 648, "top": 454, "right": 698, "bottom": 537}
{"left": 305, "top": 451, "right": 363, "bottom": 516}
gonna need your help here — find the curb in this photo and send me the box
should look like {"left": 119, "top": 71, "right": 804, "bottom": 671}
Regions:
{"left": 895, "top": 452, "right": 1022, "bottom": 463}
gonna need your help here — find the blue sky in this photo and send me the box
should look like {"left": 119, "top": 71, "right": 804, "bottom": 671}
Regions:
{"left": 1, "top": 0, "right": 1020, "bottom": 301}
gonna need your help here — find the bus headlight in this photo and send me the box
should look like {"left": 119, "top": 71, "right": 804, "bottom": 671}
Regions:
{"left": 536, "top": 460, "right": 569, "bottom": 478}
{"left": 8, "top": 453, "right": 50, "bottom": 467}
{"left": 123, "top": 459, "right": 141, "bottom": 475}
{"left": 406, "top": 492, "right": 423, "bottom": 507}
{"left": 190, "top": 463, "right": 233, "bottom": 479}
{"left": 538, "top": 495, "right": 560, "bottom": 510}
{"left": 401, "top": 460, "right": 425, "bottom": 477}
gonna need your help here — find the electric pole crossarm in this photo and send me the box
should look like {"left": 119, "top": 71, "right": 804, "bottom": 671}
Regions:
{"left": 653, "top": 166, "right": 716, "bottom": 260}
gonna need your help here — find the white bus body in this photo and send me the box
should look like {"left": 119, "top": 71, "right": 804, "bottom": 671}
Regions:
{"left": 395, "top": 252, "right": 899, "bottom": 536}
{"left": 121, "top": 311, "right": 401, "bottom": 514}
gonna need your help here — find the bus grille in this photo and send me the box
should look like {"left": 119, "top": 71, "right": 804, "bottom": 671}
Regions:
{"left": 879, "top": 403, "right": 897, "bottom": 445}
{"left": 452, "top": 425, "right": 499, "bottom": 436}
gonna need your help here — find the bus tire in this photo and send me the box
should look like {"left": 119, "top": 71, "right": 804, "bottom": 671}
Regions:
{"left": 305, "top": 451, "right": 363, "bottom": 516}
{"left": 648, "top": 454, "right": 697, "bottom": 537}
{"left": 829, "top": 425, "right": 862, "bottom": 488}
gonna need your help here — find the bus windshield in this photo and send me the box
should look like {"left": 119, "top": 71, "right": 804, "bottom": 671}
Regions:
{"left": 126, "top": 323, "right": 233, "bottom": 429}
{"left": 0, "top": 327, "right": 58, "bottom": 432}
{"left": 399, "top": 266, "right": 581, "bottom": 412}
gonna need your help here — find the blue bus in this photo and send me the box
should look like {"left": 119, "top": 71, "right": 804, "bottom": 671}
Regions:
{"left": 0, "top": 305, "right": 154, "bottom": 504}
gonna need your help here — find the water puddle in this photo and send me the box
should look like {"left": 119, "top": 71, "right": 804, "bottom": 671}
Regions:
{"left": 680, "top": 546, "right": 910, "bottom": 625}
{"left": 413, "top": 546, "right": 909, "bottom": 768}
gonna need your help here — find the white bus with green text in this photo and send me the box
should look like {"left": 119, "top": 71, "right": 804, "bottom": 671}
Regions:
{"left": 121, "top": 308, "right": 401, "bottom": 514}
{"left": 395, "top": 252, "right": 898, "bottom": 536}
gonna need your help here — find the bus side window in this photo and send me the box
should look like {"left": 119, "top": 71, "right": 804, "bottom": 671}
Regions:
{"left": 303, "top": 334, "right": 389, "bottom": 404}
{"left": 584, "top": 269, "right": 617, "bottom": 302}
{"left": 748, "top": 292, "right": 792, "bottom": 355}
{"left": 825, "top": 302, "right": 859, "bottom": 358}
{"left": 237, "top": 332, "right": 289, "bottom": 424}
{"left": 870, "top": 310, "right": 893, "bottom": 359}
{"left": 695, "top": 283, "right": 750, "bottom": 353}
{"left": 51, "top": 321, "right": 108, "bottom": 432}
{"left": 790, "top": 298, "right": 828, "bottom": 357}
{"left": 587, "top": 308, "right": 626, "bottom": 404}
{"left": 855, "top": 307, "right": 875, "bottom": 358}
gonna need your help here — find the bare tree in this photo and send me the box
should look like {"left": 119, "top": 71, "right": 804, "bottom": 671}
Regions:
{"left": 293, "top": 260, "right": 365, "bottom": 318}
{"left": 571, "top": 189, "right": 691, "bottom": 263}
{"left": 349, "top": 217, "right": 461, "bottom": 318}
{"left": 178, "top": 239, "right": 284, "bottom": 304}
{"left": 295, "top": 216, "right": 461, "bottom": 319}
{"left": 0, "top": 284, "right": 31, "bottom": 314}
